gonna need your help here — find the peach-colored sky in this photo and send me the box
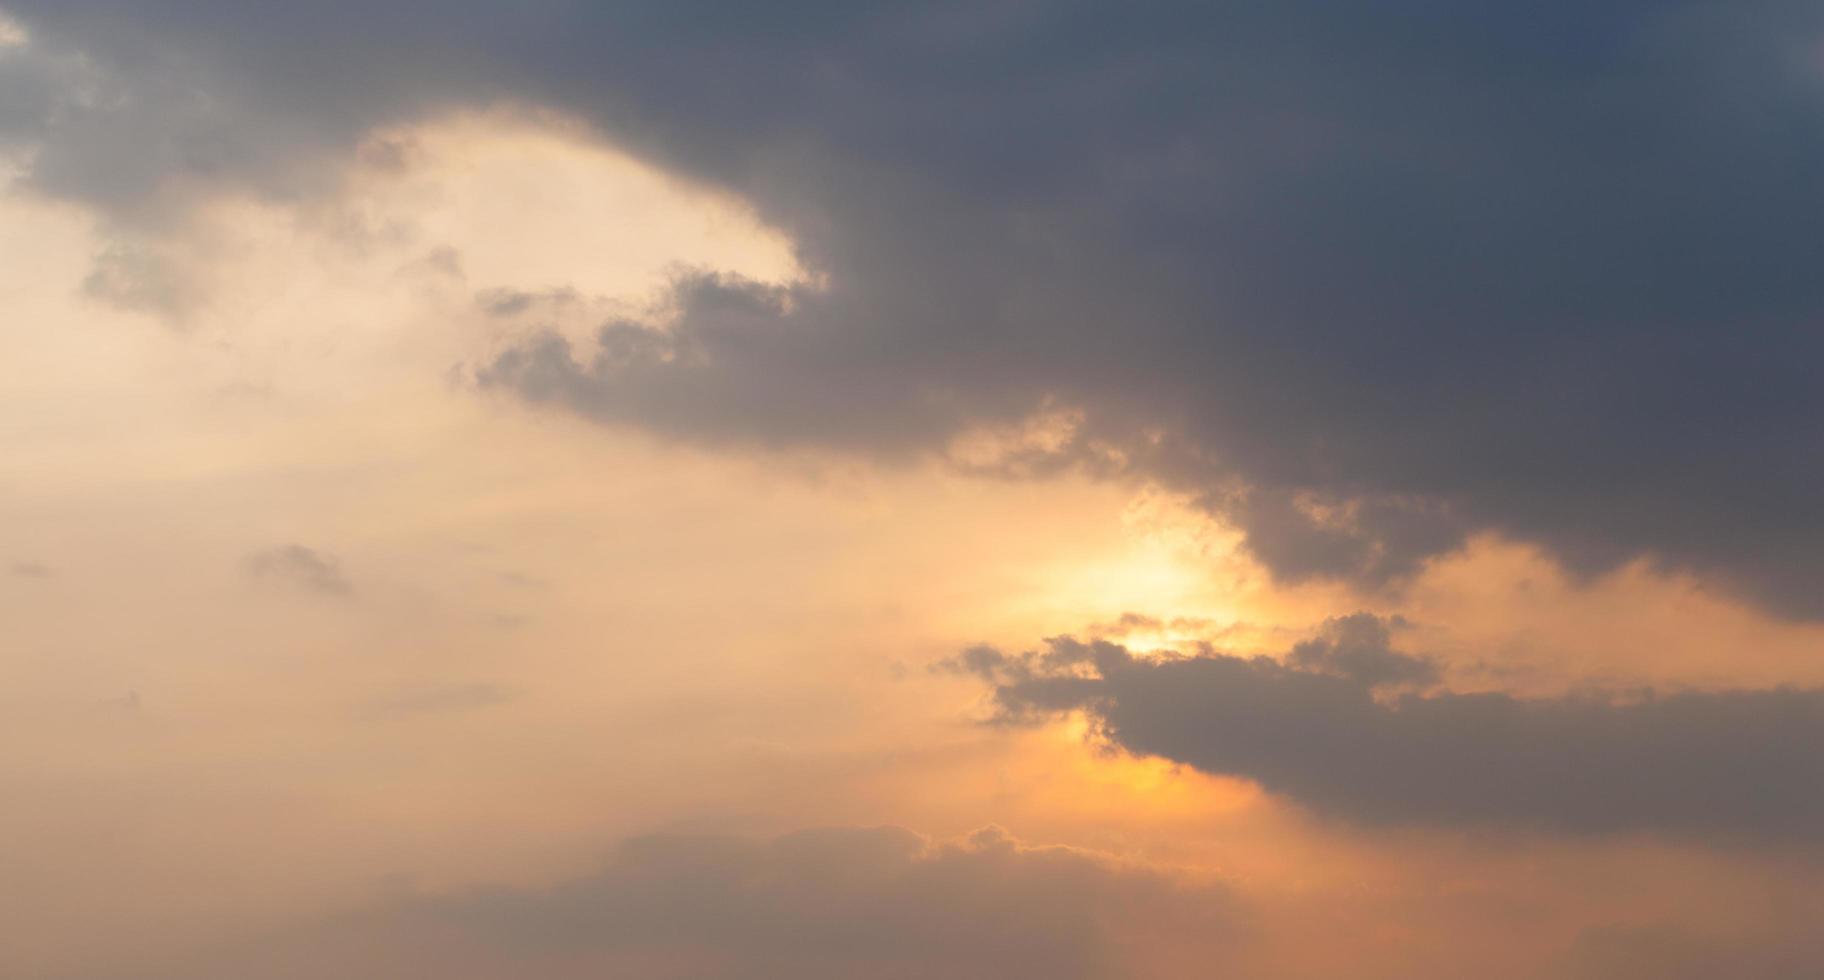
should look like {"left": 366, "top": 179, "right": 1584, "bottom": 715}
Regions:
{"left": 6, "top": 12, "right": 1824, "bottom": 978}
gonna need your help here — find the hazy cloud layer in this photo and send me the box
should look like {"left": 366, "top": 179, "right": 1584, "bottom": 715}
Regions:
{"left": 9, "top": 1, "right": 1824, "bottom": 614}
{"left": 950, "top": 616, "right": 1824, "bottom": 839}
{"left": 1562, "top": 923, "right": 1824, "bottom": 980}
{"left": 99, "top": 826, "right": 1231, "bottom": 980}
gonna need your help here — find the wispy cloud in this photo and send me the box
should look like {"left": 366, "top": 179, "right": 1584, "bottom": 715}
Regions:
{"left": 244, "top": 544, "right": 353, "bottom": 598}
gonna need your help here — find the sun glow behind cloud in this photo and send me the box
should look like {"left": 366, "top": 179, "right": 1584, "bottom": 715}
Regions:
{"left": 8, "top": 5, "right": 1824, "bottom": 974}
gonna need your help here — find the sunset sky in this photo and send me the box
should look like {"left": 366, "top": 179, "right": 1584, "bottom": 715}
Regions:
{"left": 5, "top": 3, "right": 1824, "bottom": 977}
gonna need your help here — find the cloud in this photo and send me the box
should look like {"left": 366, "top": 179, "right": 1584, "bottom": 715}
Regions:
{"left": 1561, "top": 923, "right": 1824, "bottom": 980}
{"left": 474, "top": 286, "right": 578, "bottom": 318}
{"left": 10, "top": 1, "right": 1824, "bottom": 616}
{"left": 1284, "top": 612, "right": 1436, "bottom": 688}
{"left": 102, "top": 825, "right": 1234, "bottom": 980}
{"left": 244, "top": 544, "right": 353, "bottom": 597}
{"left": 80, "top": 241, "right": 206, "bottom": 319}
{"left": 948, "top": 615, "right": 1824, "bottom": 839}
{"left": 11, "top": 560, "right": 53, "bottom": 578}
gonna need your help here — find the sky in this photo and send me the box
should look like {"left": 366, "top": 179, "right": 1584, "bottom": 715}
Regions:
{"left": 4, "top": 2, "right": 1824, "bottom": 977}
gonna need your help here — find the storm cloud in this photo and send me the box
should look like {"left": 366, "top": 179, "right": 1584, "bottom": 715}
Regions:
{"left": 8, "top": 1, "right": 1824, "bottom": 615}
{"left": 949, "top": 616, "right": 1824, "bottom": 839}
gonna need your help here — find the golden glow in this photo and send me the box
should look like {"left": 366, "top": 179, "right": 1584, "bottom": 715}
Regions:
{"left": 1045, "top": 716, "right": 1262, "bottom": 817}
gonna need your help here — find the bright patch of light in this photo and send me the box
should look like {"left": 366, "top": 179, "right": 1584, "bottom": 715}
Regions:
{"left": 0, "top": 10, "right": 28, "bottom": 48}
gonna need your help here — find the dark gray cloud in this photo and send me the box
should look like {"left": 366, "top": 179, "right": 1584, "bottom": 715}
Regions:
{"left": 244, "top": 544, "right": 353, "bottom": 597}
{"left": 99, "top": 825, "right": 1233, "bottom": 980}
{"left": 10, "top": 2, "right": 1824, "bottom": 613}
{"left": 948, "top": 615, "right": 1824, "bottom": 839}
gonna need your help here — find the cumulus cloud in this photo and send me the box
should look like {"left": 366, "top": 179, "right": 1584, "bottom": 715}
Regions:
{"left": 244, "top": 544, "right": 353, "bottom": 597}
{"left": 9, "top": 1, "right": 1824, "bottom": 616}
{"left": 98, "top": 825, "right": 1234, "bottom": 980}
{"left": 948, "top": 615, "right": 1824, "bottom": 839}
